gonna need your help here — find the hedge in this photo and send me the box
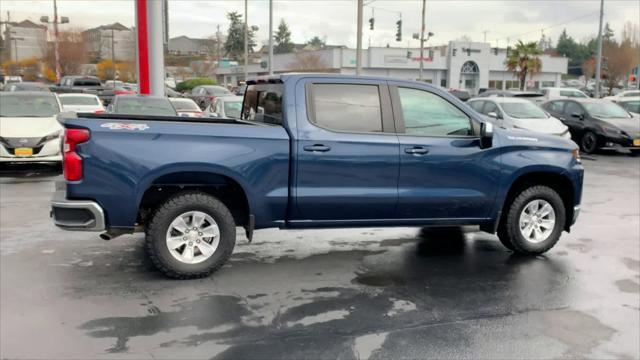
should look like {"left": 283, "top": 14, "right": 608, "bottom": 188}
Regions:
{"left": 176, "top": 78, "right": 217, "bottom": 92}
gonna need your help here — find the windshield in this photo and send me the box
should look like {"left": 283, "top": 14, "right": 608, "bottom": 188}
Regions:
{"left": 224, "top": 101, "right": 242, "bottom": 118}
{"left": 114, "top": 98, "right": 177, "bottom": 116}
{"left": 0, "top": 94, "right": 60, "bottom": 117}
{"left": 60, "top": 96, "right": 100, "bottom": 106}
{"left": 206, "top": 87, "right": 232, "bottom": 96}
{"left": 501, "top": 102, "right": 548, "bottom": 119}
{"left": 620, "top": 101, "right": 640, "bottom": 114}
{"left": 583, "top": 102, "right": 631, "bottom": 118}
{"left": 171, "top": 99, "right": 200, "bottom": 111}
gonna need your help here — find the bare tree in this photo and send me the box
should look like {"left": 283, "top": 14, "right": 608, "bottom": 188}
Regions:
{"left": 581, "top": 57, "right": 596, "bottom": 82}
{"left": 43, "top": 27, "right": 87, "bottom": 77}
{"left": 287, "top": 53, "right": 329, "bottom": 72}
{"left": 603, "top": 40, "right": 637, "bottom": 94}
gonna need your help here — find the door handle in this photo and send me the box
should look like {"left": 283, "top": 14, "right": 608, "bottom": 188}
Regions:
{"left": 304, "top": 144, "right": 331, "bottom": 152}
{"left": 404, "top": 147, "right": 429, "bottom": 155}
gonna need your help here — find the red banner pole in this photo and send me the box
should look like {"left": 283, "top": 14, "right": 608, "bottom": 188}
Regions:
{"left": 136, "top": 0, "right": 150, "bottom": 95}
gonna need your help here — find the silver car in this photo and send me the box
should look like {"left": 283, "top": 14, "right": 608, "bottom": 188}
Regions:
{"left": 468, "top": 97, "right": 571, "bottom": 139}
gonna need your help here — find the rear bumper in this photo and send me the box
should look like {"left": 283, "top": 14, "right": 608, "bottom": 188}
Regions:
{"left": 50, "top": 185, "right": 105, "bottom": 231}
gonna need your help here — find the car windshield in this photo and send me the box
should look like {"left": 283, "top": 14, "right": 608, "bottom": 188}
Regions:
{"left": 620, "top": 101, "right": 640, "bottom": 114}
{"left": 114, "top": 98, "right": 177, "bottom": 116}
{"left": 171, "top": 99, "right": 200, "bottom": 111}
{"left": 60, "top": 96, "right": 100, "bottom": 106}
{"left": 0, "top": 94, "right": 60, "bottom": 117}
{"left": 583, "top": 102, "right": 631, "bottom": 118}
{"left": 500, "top": 102, "right": 548, "bottom": 119}
{"left": 223, "top": 101, "right": 242, "bottom": 118}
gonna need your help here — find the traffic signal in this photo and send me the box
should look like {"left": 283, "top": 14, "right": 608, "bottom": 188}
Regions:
{"left": 395, "top": 20, "right": 402, "bottom": 41}
{"left": 369, "top": 17, "right": 374, "bottom": 30}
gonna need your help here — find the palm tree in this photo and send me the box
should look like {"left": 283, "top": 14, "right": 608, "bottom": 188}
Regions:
{"left": 506, "top": 40, "right": 543, "bottom": 90}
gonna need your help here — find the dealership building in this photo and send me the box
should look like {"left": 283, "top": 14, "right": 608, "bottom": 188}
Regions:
{"left": 216, "top": 41, "right": 568, "bottom": 95}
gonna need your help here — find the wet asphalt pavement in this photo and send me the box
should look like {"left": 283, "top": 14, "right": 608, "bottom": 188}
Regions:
{"left": 1, "top": 155, "right": 639, "bottom": 359}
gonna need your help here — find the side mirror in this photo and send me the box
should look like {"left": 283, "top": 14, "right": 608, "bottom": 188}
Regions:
{"left": 480, "top": 122, "right": 494, "bottom": 149}
{"left": 571, "top": 112, "right": 584, "bottom": 120}
{"left": 487, "top": 111, "right": 500, "bottom": 120}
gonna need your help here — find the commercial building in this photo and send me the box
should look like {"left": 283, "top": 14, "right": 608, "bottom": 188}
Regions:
{"left": 2, "top": 20, "right": 47, "bottom": 61}
{"left": 216, "top": 41, "right": 568, "bottom": 95}
{"left": 168, "top": 35, "right": 219, "bottom": 56}
{"left": 83, "top": 23, "right": 134, "bottom": 62}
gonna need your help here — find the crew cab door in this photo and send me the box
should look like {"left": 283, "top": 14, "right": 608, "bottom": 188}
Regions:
{"left": 292, "top": 79, "right": 399, "bottom": 222}
{"left": 389, "top": 83, "right": 500, "bottom": 220}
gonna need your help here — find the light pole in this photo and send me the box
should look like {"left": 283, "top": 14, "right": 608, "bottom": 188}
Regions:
{"left": 356, "top": 0, "right": 363, "bottom": 75}
{"left": 594, "top": 0, "right": 604, "bottom": 98}
{"left": 419, "top": 0, "right": 426, "bottom": 81}
{"left": 268, "top": 0, "right": 273, "bottom": 75}
{"left": 244, "top": 0, "right": 248, "bottom": 83}
{"left": 40, "top": 0, "right": 69, "bottom": 84}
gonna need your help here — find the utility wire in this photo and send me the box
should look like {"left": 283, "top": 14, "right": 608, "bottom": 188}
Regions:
{"left": 491, "top": 11, "right": 600, "bottom": 44}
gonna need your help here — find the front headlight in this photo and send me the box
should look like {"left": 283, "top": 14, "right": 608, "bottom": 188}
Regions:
{"left": 572, "top": 149, "right": 581, "bottom": 164}
{"left": 602, "top": 126, "right": 621, "bottom": 135}
{"left": 41, "top": 130, "right": 62, "bottom": 143}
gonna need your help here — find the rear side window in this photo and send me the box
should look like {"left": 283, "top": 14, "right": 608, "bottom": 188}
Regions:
{"left": 242, "top": 83, "right": 283, "bottom": 125}
{"left": 310, "top": 84, "right": 382, "bottom": 132}
{"left": 545, "top": 101, "right": 565, "bottom": 114}
{"left": 73, "top": 78, "right": 101, "bottom": 86}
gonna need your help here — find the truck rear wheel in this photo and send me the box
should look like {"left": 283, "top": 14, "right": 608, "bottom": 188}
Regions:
{"left": 497, "top": 185, "right": 565, "bottom": 254}
{"left": 145, "top": 192, "right": 236, "bottom": 279}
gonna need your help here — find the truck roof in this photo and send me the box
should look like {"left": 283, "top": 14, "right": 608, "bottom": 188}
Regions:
{"left": 247, "top": 72, "right": 442, "bottom": 89}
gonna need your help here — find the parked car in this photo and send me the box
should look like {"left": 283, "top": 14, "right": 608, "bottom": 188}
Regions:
{"left": 58, "top": 94, "right": 105, "bottom": 113}
{"left": 614, "top": 97, "right": 640, "bottom": 115}
{"left": 51, "top": 74, "right": 584, "bottom": 279}
{"left": 186, "top": 85, "right": 233, "bottom": 109}
{"left": 0, "top": 92, "right": 63, "bottom": 164}
{"left": 108, "top": 95, "right": 178, "bottom": 117}
{"left": 53, "top": 75, "right": 121, "bottom": 106}
{"left": 165, "top": 86, "right": 182, "bottom": 98}
{"left": 448, "top": 88, "right": 471, "bottom": 102}
{"left": 540, "top": 87, "right": 589, "bottom": 101}
{"left": 235, "top": 84, "right": 247, "bottom": 96}
{"left": 4, "top": 82, "right": 51, "bottom": 92}
{"left": 169, "top": 98, "right": 204, "bottom": 117}
{"left": 603, "top": 90, "right": 640, "bottom": 102}
{"left": 542, "top": 98, "right": 640, "bottom": 154}
{"left": 0, "top": 75, "right": 22, "bottom": 90}
{"left": 475, "top": 90, "right": 544, "bottom": 102}
{"left": 468, "top": 97, "right": 570, "bottom": 139}
{"left": 205, "top": 95, "right": 243, "bottom": 119}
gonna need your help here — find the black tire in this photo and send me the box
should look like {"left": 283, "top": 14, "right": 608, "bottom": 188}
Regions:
{"left": 497, "top": 185, "right": 566, "bottom": 255}
{"left": 145, "top": 191, "right": 236, "bottom": 279}
{"left": 580, "top": 131, "right": 598, "bottom": 154}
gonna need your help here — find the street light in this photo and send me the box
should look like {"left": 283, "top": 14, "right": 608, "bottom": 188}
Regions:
{"left": 40, "top": 0, "right": 69, "bottom": 83}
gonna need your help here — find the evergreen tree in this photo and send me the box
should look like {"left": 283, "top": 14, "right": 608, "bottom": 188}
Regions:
{"left": 603, "top": 22, "right": 615, "bottom": 43}
{"left": 274, "top": 20, "right": 294, "bottom": 54}
{"left": 224, "top": 11, "right": 256, "bottom": 61}
{"left": 306, "top": 36, "right": 326, "bottom": 50}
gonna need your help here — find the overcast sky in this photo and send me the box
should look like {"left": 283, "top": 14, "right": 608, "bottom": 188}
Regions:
{"left": 3, "top": 0, "right": 639, "bottom": 48}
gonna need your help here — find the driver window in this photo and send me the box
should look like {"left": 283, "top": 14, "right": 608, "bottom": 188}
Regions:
{"left": 564, "top": 102, "right": 583, "bottom": 117}
{"left": 397, "top": 87, "right": 473, "bottom": 136}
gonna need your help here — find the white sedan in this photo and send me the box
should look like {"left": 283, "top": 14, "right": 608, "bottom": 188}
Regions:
{"left": 168, "top": 98, "right": 203, "bottom": 117}
{"left": 0, "top": 92, "right": 64, "bottom": 164}
{"left": 58, "top": 93, "right": 105, "bottom": 113}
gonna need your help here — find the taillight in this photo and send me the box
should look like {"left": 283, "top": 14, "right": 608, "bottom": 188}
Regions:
{"left": 114, "top": 89, "right": 134, "bottom": 95}
{"left": 94, "top": 109, "right": 105, "bottom": 114}
{"left": 63, "top": 128, "right": 90, "bottom": 181}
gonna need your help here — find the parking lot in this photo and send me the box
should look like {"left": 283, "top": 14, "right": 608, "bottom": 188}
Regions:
{"left": 0, "top": 153, "right": 639, "bottom": 359}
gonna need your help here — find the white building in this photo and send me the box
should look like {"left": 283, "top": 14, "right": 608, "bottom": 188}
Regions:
{"left": 216, "top": 41, "right": 568, "bottom": 95}
{"left": 2, "top": 20, "right": 47, "bottom": 61}
{"left": 83, "top": 23, "right": 134, "bottom": 62}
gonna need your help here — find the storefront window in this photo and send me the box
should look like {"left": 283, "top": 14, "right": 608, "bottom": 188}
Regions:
{"left": 488, "top": 80, "right": 503, "bottom": 90}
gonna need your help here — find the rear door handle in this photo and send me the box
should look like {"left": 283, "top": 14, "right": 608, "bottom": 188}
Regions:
{"left": 405, "top": 147, "right": 429, "bottom": 155}
{"left": 304, "top": 144, "right": 331, "bottom": 152}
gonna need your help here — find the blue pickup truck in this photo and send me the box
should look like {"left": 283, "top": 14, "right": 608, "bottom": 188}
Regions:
{"left": 51, "top": 74, "right": 584, "bottom": 279}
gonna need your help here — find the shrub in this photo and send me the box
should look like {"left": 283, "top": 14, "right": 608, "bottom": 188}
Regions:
{"left": 176, "top": 77, "right": 217, "bottom": 92}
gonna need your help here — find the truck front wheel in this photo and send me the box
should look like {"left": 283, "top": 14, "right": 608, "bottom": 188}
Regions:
{"left": 145, "top": 192, "right": 236, "bottom": 279}
{"left": 498, "top": 185, "right": 566, "bottom": 254}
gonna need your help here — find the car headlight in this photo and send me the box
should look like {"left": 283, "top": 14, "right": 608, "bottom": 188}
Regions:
{"left": 602, "top": 126, "right": 621, "bottom": 135}
{"left": 41, "top": 130, "right": 62, "bottom": 143}
{"left": 572, "top": 149, "right": 581, "bottom": 164}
